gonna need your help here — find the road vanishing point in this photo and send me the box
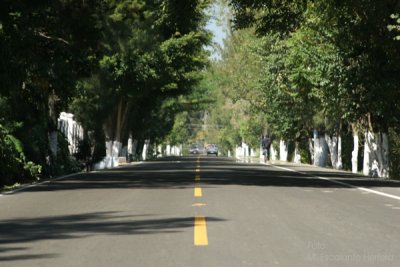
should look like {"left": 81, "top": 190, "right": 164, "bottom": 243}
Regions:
{"left": 1, "top": 156, "right": 400, "bottom": 267}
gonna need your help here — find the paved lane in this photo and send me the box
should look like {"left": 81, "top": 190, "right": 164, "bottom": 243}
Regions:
{"left": 1, "top": 156, "right": 400, "bottom": 266}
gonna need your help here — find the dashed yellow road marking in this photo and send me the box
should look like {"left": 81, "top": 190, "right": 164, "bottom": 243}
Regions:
{"left": 194, "top": 216, "right": 208, "bottom": 246}
{"left": 192, "top": 203, "right": 207, "bottom": 207}
{"left": 194, "top": 187, "right": 202, "bottom": 197}
{"left": 193, "top": 158, "right": 208, "bottom": 246}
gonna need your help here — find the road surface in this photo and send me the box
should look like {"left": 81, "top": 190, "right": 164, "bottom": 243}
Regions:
{"left": 1, "top": 156, "right": 400, "bottom": 266}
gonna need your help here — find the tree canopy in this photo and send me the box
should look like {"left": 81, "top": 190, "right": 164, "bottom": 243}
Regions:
{"left": 0, "top": 0, "right": 211, "bottom": 185}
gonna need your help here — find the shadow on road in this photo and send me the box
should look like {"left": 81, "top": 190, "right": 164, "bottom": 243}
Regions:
{"left": 0, "top": 211, "right": 226, "bottom": 262}
{"left": 7, "top": 156, "right": 400, "bottom": 193}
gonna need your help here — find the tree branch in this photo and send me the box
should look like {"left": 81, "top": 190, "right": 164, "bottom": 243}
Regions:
{"left": 36, "top": 31, "right": 70, "bottom": 45}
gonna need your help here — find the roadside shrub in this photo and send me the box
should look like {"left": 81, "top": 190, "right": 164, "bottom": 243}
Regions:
{"left": 0, "top": 124, "right": 41, "bottom": 186}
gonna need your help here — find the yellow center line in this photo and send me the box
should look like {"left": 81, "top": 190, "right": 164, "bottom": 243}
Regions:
{"left": 194, "top": 216, "right": 208, "bottom": 246}
{"left": 194, "top": 187, "right": 202, "bottom": 197}
{"left": 193, "top": 158, "right": 208, "bottom": 246}
{"left": 192, "top": 203, "right": 207, "bottom": 207}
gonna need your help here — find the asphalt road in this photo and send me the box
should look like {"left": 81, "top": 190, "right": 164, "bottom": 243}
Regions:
{"left": 1, "top": 156, "right": 400, "bottom": 267}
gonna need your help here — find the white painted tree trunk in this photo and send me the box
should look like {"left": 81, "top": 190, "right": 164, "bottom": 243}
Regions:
{"left": 337, "top": 135, "right": 343, "bottom": 170}
{"left": 111, "top": 140, "right": 122, "bottom": 167}
{"left": 242, "top": 142, "right": 248, "bottom": 157}
{"left": 98, "top": 140, "right": 122, "bottom": 168}
{"left": 363, "top": 132, "right": 372, "bottom": 176}
{"left": 279, "top": 139, "right": 288, "bottom": 161}
{"left": 127, "top": 136, "right": 133, "bottom": 155}
{"left": 157, "top": 145, "right": 162, "bottom": 157}
{"left": 314, "top": 134, "right": 328, "bottom": 167}
{"left": 171, "top": 145, "right": 177, "bottom": 156}
{"left": 142, "top": 139, "right": 150, "bottom": 160}
{"left": 351, "top": 131, "right": 359, "bottom": 174}
{"left": 270, "top": 144, "right": 278, "bottom": 161}
{"left": 381, "top": 133, "right": 390, "bottom": 178}
{"left": 293, "top": 142, "right": 301, "bottom": 163}
{"left": 235, "top": 145, "right": 240, "bottom": 157}
{"left": 325, "top": 134, "right": 342, "bottom": 170}
{"left": 363, "top": 131, "right": 390, "bottom": 178}
{"left": 325, "top": 134, "right": 337, "bottom": 168}
{"left": 308, "top": 137, "right": 314, "bottom": 164}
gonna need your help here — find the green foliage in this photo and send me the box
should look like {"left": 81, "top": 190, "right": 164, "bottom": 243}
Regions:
{"left": 203, "top": 27, "right": 270, "bottom": 153}
{"left": 229, "top": 0, "right": 307, "bottom": 36}
{"left": 165, "top": 112, "right": 191, "bottom": 145}
{"left": 1, "top": 0, "right": 103, "bottom": 177}
{"left": 223, "top": 0, "right": 400, "bottom": 176}
{"left": 388, "top": 14, "right": 400, "bottom": 40}
{"left": 0, "top": 124, "right": 41, "bottom": 186}
{"left": 389, "top": 128, "right": 400, "bottom": 178}
{"left": 298, "top": 138, "right": 312, "bottom": 164}
{"left": 1, "top": 0, "right": 211, "bottom": 178}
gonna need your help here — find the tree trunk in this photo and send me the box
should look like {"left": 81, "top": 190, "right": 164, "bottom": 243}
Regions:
{"left": 293, "top": 142, "right": 301, "bottom": 163}
{"left": 166, "top": 144, "right": 171, "bottom": 156}
{"left": 104, "top": 140, "right": 122, "bottom": 168}
{"left": 363, "top": 131, "right": 390, "bottom": 178}
{"left": 337, "top": 135, "right": 343, "bottom": 169}
{"left": 157, "top": 144, "right": 163, "bottom": 157}
{"left": 142, "top": 139, "right": 150, "bottom": 160}
{"left": 381, "top": 132, "right": 390, "bottom": 178}
{"left": 270, "top": 144, "right": 278, "bottom": 161}
{"left": 48, "top": 131, "right": 58, "bottom": 157}
{"left": 314, "top": 131, "right": 328, "bottom": 167}
{"left": 279, "top": 139, "right": 288, "bottom": 161}
{"left": 351, "top": 125, "right": 359, "bottom": 174}
{"left": 132, "top": 139, "right": 138, "bottom": 160}
{"left": 101, "top": 99, "right": 133, "bottom": 168}
{"left": 48, "top": 90, "right": 60, "bottom": 159}
{"left": 325, "top": 133, "right": 342, "bottom": 170}
{"left": 363, "top": 131, "right": 372, "bottom": 176}
{"left": 308, "top": 137, "right": 314, "bottom": 164}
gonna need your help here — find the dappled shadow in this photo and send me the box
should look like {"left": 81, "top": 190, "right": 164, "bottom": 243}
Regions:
{"left": 6, "top": 156, "right": 400, "bottom": 194}
{"left": 195, "top": 157, "right": 400, "bottom": 190}
{"left": 0, "top": 211, "right": 226, "bottom": 262}
{"left": 19, "top": 160, "right": 199, "bottom": 192}
{"left": 0, "top": 253, "right": 59, "bottom": 262}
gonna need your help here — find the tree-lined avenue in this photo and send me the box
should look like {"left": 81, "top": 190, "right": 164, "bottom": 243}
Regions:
{"left": 1, "top": 157, "right": 400, "bottom": 266}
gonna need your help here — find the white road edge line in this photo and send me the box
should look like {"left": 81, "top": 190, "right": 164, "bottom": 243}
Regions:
{"left": 271, "top": 164, "right": 400, "bottom": 201}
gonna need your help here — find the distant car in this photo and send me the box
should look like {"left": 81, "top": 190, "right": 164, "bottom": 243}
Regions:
{"left": 206, "top": 144, "right": 218, "bottom": 156}
{"left": 189, "top": 145, "right": 200, "bottom": 154}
